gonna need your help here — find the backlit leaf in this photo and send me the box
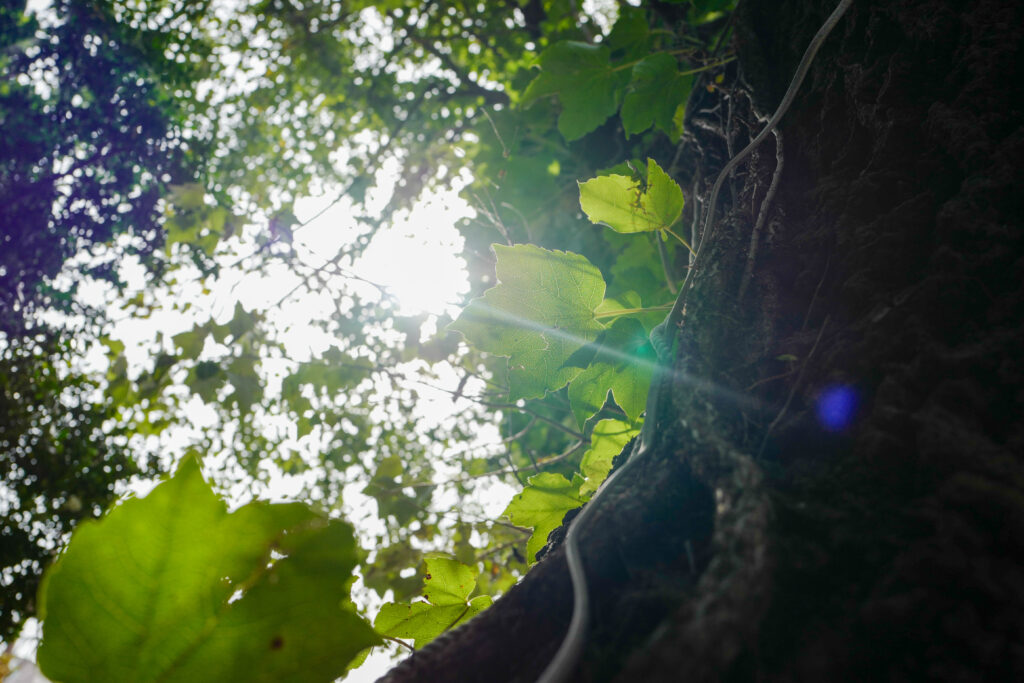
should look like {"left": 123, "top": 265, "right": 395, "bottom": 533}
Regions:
{"left": 580, "top": 420, "right": 639, "bottom": 497}
{"left": 579, "top": 158, "right": 684, "bottom": 234}
{"left": 37, "top": 458, "right": 379, "bottom": 683}
{"left": 568, "top": 317, "right": 657, "bottom": 427}
{"left": 374, "top": 555, "right": 492, "bottom": 648}
{"left": 449, "top": 244, "right": 606, "bottom": 400}
{"left": 503, "top": 472, "right": 585, "bottom": 562}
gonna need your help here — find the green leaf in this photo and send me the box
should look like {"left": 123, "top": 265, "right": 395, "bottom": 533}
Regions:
{"left": 449, "top": 244, "right": 606, "bottom": 400}
{"left": 186, "top": 360, "right": 224, "bottom": 403}
{"left": 579, "top": 158, "right": 685, "bottom": 234}
{"left": 419, "top": 554, "right": 478, "bottom": 606}
{"left": 607, "top": 6, "right": 650, "bottom": 57}
{"left": 621, "top": 53, "right": 693, "bottom": 137}
{"left": 521, "top": 41, "right": 626, "bottom": 141}
{"left": 580, "top": 419, "right": 639, "bottom": 497}
{"left": 37, "top": 458, "right": 379, "bottom": 683}
{"left": 503, "top": 472, "right": 585, "bottom": 562}
{"left": 567, "top": 317, "right": 657, "bottom": 427}
{"left": 226, "top": 356, "right": 263, "bottom": 414}
{"left": 228, "top": 302, "right": 257, "bottom": 340}
{"left": 172, "top": 327, "right": 207, "bottom": 360}
{"left": 374, "top": 555, "right": 492, "bottom": 649}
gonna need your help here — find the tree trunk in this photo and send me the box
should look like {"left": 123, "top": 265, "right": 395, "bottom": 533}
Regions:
{"left": 378, "top": 0, "right": 1024, "bottom": 680}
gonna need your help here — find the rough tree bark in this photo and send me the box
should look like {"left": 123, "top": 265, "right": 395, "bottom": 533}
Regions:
{"left": 378, "top": 0, "right": 1024, "bottom": 680}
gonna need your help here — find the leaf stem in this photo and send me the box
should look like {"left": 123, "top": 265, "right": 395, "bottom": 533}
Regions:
{"left": 382, "top": 636, "right": 415, "bottom": 653}
{"left": 594, "top": 304, "right": 672, "bottom": 319}
{"left": 610, "top": 51, "right": 732, "bottom": 73}
{"left": 675, "top": 56, "right": 736, "bottom": 76}
{"left": 663, "top": 226, "right": 696, "bottom": 255}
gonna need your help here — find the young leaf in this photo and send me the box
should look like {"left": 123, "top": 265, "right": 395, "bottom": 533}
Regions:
{"left": 503, "top": 472, "right": 585, "bottom": 562}
{"left": 449, "top": 244, "right": 606, "bottom": 400}
{"left": 521, "top": 41, "right": 625, "bottom": 141}
{"left": 567, "top": 317, "right": 657, "bottom": 427}
{"left": 621, "top": 53, "right": 694, "bottom": 137}
{"left": 374, "top": 555, "right": 492, "bottom": 649}
{"left": 580, "top": 420, "right": 640, "bottom": 497}
{"left": 579, "top": 158, "right": 685, "bottom": 234}
{"left": 37, "top": 457, "right": 379, "bottom": 683}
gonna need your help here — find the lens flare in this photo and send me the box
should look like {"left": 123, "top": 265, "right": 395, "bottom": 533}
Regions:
{"left": 816, "top": 384, "right": 858, "bottom": 431}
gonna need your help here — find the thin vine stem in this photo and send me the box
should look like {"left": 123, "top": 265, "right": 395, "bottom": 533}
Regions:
{"left": 594, "top": 304, "right": 672, "bottom": 319}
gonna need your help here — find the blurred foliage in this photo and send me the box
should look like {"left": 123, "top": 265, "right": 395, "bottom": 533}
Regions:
{"left": 0, "top": 332, "right": 154, "bottom": 642}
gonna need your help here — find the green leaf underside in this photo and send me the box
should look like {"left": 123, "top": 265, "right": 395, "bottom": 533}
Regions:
{"left": 37, "top": 458, "right": 379, "bottom": 683}
{"left": 579, "top": 158, "right": 685, "bottom": 234}
{"left": 420, "top": 555, "right": 477, "bottom": 606}
{"left": 621, "top": 53, "right": 693, "bottom": 137}
{"left": 503, "top": 472, "right": 585, "bottom": 562}
{"left": 449, "top": 244, "right": 606, "bottom": 400}
{"left": 374, "top": 555, "right": 492, "bottom": 648}
{"left": 521, "top": 41, "right": 625, "bottom": 141}
{"left": 580, "top": 420, "right": 640, "bottom": 497}
{"left": 374, "top": 597, "right": 492, "bottom": 649}
{"left": 568, "top": 317, "right": 657, "bottom": 427}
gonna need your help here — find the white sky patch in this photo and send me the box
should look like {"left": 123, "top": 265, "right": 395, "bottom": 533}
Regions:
{"left": 581, "top": 0, "right": 620, "bottom": 35}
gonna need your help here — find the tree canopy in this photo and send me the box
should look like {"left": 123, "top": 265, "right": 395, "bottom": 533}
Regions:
{"left": 0, "top": 0, "right": 739, "bottom": 677}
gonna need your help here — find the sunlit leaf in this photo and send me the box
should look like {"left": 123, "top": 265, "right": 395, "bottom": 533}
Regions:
{"left": 579, "top": 158, "right": 685, "bottom": 234}
{"left": 374, "top": 555, "right": 492, "bottom": 648}
{"left": 449, "top": 244, "right": 606, "bottom": 400}
{"left": 579, "top": 420, "right": 639, "bottom": 497}
{"left": 567, "top": 317, "right": 657, "bottom": 427}
{"left": 37, "top": 458, "right": 379, "bottom": 683}
{"left": 503, "top": 472, "right": 585, "bottom": 562}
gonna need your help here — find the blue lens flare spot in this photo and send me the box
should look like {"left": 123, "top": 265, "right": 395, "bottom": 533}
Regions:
{"left": 816, "top": 385, "right": 858, "bottom": 431}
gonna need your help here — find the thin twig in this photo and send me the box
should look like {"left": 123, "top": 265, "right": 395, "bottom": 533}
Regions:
{"left": 738, "top": 128, "right": 783, "bottom": 301}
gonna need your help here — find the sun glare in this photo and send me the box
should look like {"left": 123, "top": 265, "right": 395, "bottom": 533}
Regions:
{"left": 354, "top": 193, "right": 472, "bottom": 316}
{"left": 292, "top": 185, "right": 472, "bottom": 319}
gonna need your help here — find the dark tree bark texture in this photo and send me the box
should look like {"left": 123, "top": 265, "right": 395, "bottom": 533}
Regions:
{"left": 378, "top": 0, "right": 1024, "bottom": 680}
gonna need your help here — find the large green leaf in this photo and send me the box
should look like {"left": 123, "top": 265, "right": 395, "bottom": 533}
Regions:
{"left": 449, "top": 244, "right": 606, "bottom": 400}
{"left": 521, "top": 41, "right": 626, "bottom": 141}
{"left": 567, "top": 317, "right": 657, "bottom": 427}
{"left": 580, "top": 420, "right": 640, "bottom": 497}
{"left": 374, "top": 555, "right": 492, "bottom": 649}
{"left": 621, "top": 53, "right": 693, "bottom": 137}
{"left": 37, "top": 458, "right": 379, "bottom": 683}
{"left": 503, "top": 472, "right": 585, "bottom": 562}
{"left": 579, "top": 158, "right": 685, "bottom": 234}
